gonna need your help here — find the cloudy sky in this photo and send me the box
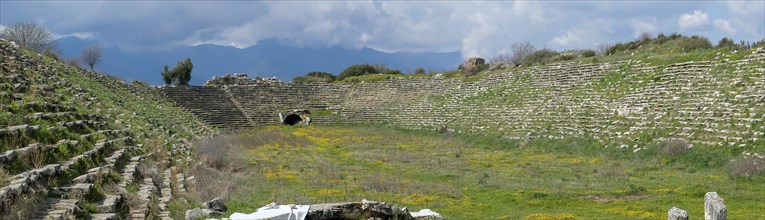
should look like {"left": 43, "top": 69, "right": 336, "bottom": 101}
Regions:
{"left": 1, "top": 0, "right": 763, "bottom": 59}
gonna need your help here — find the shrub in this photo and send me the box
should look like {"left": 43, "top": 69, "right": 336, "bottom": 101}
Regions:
{"left": 382, "top": 69, "right": 402, "bottom": 75}
{"left": 305, "top": 71, "right": 336, "bottom": 79}
{"left": 716, "top": 37, "right": 738, "bottom": 49}
{"left": 637, "top": 32, "right": 652, "bottom": 44}
{"left": 582, "top": 50, "right": 596, "bottom": 57}
{"left": 678, "top": 36, "right": 712, "bottom": 51}
{"left": 293, "top": 71, "right": 336, "bottom": 83}
{"left": 415, "top": 67, "right": 426, "bottom": 75}
{"left": 65, "top": 57, "right": 83, "bottom": 69}
{"left": 626, "top": 183, "right": 647, "bottom": 195}
{"left": 522, "top": 49, "right": 558, "bottom": 66}
{"left": 0, "top": 167, "right": 9, "bottom": 186}
{"left": 659, "top": 139, "right": 690, "bottom": 156}
{"left": 655, "top": 33, "right": 668, "bottom": 44}
{"left": 337, "top": 64, "right": 379, "bottom": 80}
{"left": 558, "top": 54, "right": 575, "bottom": 61}
{"left": 729, "top": 157, "right": 765, "bottom": 178}
{"left": 194, "top": 136, "right": 229, "bottom": 171}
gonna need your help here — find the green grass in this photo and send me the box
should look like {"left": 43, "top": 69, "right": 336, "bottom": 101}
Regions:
{"left": 186, "top": 124, "right": 765, "bottom": 219}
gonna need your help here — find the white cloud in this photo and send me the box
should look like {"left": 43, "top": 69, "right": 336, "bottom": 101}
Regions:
{"left": 52, "top": 32, "right": 96, "bottom": 40}
{"left": 3, "top": 1, "right": 761, "bottom": 59}
{"left": 713, "top": 19, "right": 736, "bottom": 35}
{"left": 0, "top": 24, "right": 5, "bottom": 32}
{"left": 631, "top": 19, "right": 658, "bottom": 37}
{"left": 513, "top": 1, "right": 546, "bottom": 23}
{"left": 678, "top": 10, "right": 709, "bottom": 31}
{"left": 549, "top": 19, "right": 614, "bottom": 49}
{"left": 724, "top": 1, "right": 765, "bottom": 39}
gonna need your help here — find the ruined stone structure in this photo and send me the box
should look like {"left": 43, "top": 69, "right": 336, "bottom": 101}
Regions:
{"left": 163, "top": 48, "right": 765, "bottom": 148}
{"left": 1, "top": 39, "right": 211, "bottom": 219}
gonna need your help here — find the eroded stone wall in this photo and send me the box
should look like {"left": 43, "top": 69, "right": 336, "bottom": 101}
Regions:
{"left": 162, "top": 48, "right": 765, "bottom": 147}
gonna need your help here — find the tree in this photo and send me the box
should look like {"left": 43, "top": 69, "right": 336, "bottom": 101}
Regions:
{"left": 0, "top": 22, "right": 57, "bottom": 53}
{"left": 489, "top": 53, "right": 513, "bottom": 66}
{"left": 511, "top": 42, "right": 536, "bottom": 66}
{"left": 176, "top": 58, "right": 193, "bottom": 85}
{"left": 161, "top": 65, "right": 172, "bottom": 85}
{"left": 162, "top": 58, "right": 193, "bottom": 85}
{"left": 716, "top": 37, "right": 737, "bottom": 49}
{"left": 80, "top": 46, "right": 102, "bottom": 70}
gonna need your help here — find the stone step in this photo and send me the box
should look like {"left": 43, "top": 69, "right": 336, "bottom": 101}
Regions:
{"left": 31, "top": 198, "right": 80, "bottom": 220}
{"left": 51, "top": 183, "right": 94, "bottom": 198}
{"left": 90, "top": 213, "right": 118, "bottom": 220}
{"left": 97, "top": 194, "right": 123, "bottom": 213}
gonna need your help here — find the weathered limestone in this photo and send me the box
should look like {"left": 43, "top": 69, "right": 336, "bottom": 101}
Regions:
{"left": 307, "top": 199, "right": 413, "bottom": 220}
{"left": 705, "top": 192, "right": 727, "bottom": 220}
{"left": 204, "top": 197, "right": 228, "bottom": 213}
{"left": 163, "top": 47, "right": 765, "bottom": 149}
{"left": 31, "top": 198, "right": 80, "bottom": 220}
{"left": 1, "top": 39, "right": 204, "bottom": 220}
{"left": 668, "top": 207, "right": 688, "bottom": 220}
{"left": 97, "top": 194, "right": 123, "bottom": 213}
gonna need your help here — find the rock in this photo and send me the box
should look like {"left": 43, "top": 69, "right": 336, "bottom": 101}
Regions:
{"left": 704, "top": 192, "right": 726, "bottom": 220}
{"left": 463, "top": 57, "right": 486, "bottom": 77}
{"left": 185, "top": 207, "right": 224, "bottom": 220}
{"left": 185, "top": 208, "right": 207, "bottom": 220}
{"left": 410, "top": 209, "right": 444, "bottom": 220}
{"left": 307, "top": 199, "right": 413, "bottom": 220}
{"left": 204, "top": 197, "right": 228, "bottom": 212}
{"left": 668, "top": 207, "right": 688, "bottom": 220}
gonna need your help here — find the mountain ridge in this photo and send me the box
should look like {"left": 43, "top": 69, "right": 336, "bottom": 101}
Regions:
{"left": 56, "top": 37, "right": 462, "bottom": 85}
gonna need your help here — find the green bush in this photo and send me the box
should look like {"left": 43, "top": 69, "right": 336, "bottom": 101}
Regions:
{"left": 678, "top": 36, "right": 712, "bottom": 51}
{"left": 415, "top": 67, "right": 426, "bottom": 75}
{"left": 716, "top": 37, "right": 738, "bottom": 49}
{"left": 382, "top": 69, "right": 402, "bottom": 75}
{"left": 293, "top": 71, "right": 336, "bottom": 83}
{"left": 582, "top": 50, "right": 596, "bottom": 57}
{"left": 337, "top": 64, "right": 379, "bottom": 80}
{"left": 292, "top": 76, "right": 334, "bottom": 83}
{"left": 522, "top": 49, "right": 558, "bottom": 66}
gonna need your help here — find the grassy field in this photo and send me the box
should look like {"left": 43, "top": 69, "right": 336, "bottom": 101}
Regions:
{"left": 174, "top": 124, "right": 765, "bottom": 219}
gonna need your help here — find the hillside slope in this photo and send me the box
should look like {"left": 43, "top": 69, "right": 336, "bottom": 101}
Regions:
{"left": 1, "top": 39, "right": 214, "bottom": 219}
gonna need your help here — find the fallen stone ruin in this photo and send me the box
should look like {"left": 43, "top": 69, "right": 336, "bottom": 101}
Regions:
{"left": 668, "top": 192, "right": 727, "bottom": 220}
{"left": 185, "top": 198, "right": 443, "bottom": 220}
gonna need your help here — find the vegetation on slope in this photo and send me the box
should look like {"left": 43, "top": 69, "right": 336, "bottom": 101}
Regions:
{"left": 1, "top": 38, "right": 215, "bottom": 218}
{"left": 174, "top": 124, "right": 764, "bottom": 219}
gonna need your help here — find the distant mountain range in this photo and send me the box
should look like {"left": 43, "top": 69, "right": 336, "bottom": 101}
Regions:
{"left": 56, "top": 37, "right": 462, "bottom": 85}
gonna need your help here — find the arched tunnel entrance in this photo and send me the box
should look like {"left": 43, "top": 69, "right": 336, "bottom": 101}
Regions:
{"left": 283, "top": 114, "right": 303, "bottom": 126}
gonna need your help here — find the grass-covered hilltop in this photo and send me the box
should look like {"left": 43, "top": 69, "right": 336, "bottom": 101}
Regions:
{"left": 2, "top": 31, "right": 765, "bottom": 220}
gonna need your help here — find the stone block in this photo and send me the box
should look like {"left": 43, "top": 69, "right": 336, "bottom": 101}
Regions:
{"left": 705, "top": 192, "right": 726, "bottom": 220}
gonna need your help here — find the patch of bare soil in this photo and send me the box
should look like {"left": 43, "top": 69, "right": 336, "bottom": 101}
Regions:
{"left": 580, "top": 194, "right": 655, "bottom": 203}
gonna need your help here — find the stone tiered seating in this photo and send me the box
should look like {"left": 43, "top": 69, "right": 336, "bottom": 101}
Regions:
{"left": 161, "top": 47, "right": 765, "bottom": 150}
{"left": 2, "top": 39, "right": 208, "bottom": 219}
{"left": 161, "top": 86, "right": 252, "bottom": 130}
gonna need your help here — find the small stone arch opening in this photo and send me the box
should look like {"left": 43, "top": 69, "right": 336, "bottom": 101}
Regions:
{"left": 282, "top": 110, "right": 311, "bottom": 126}
{"left": 283, "top": 114, "right": 303, "bottom": 125}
